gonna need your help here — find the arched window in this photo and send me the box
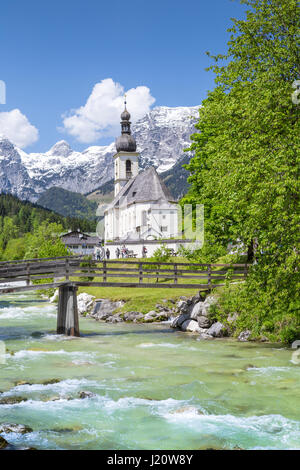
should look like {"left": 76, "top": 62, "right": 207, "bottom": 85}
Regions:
{"left": 126, "top": 160, "right": 132, "bottom": 179}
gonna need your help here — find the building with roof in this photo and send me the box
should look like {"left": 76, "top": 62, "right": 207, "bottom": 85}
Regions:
{"left": 104, "top": 101, "right": 179, "bottom": 247}
{"left": 60, "top": 230, "right": 101, "bottom": 255}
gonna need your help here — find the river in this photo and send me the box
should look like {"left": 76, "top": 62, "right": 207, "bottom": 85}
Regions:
{"left": 0, "top": 291, "right": 299, "bottom": 450}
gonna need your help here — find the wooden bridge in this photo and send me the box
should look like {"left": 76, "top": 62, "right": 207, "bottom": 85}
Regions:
{"left": 0, "top": 256, "right": 249, "bottom": 337}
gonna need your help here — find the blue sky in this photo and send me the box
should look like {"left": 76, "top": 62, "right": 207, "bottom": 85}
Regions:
{"left": 0, "top": 0, "right": 247, "bottom": 152}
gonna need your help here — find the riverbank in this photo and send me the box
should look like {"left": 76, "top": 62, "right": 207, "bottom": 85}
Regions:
{"left": 68, "top": 290, "right": 263, "bottom": 343}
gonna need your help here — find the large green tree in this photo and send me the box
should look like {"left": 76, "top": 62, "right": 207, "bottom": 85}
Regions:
{"left": 183, "top": 0, "right": 300, "bottom": 342}
{"left": 25, "top": 222, "right": 69, "bottom": 259}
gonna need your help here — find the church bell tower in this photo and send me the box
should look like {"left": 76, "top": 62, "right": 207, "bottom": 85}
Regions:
{"left": 114, "top": 98, "right": 139, "bottom": 196}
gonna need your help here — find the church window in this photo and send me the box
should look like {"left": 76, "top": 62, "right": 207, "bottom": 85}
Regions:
{"left": 126, "top": 160, "right": 132, "bottom": 179}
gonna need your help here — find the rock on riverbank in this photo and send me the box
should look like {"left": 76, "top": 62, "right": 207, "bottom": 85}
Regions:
{"left": 170, "top": 294, "right": 228, "bottom": 339}
{"left": 50, "top": 290, "right": 253, "bottom": 341}
{"left": 84, "top": 292, "right": 229, "bottom": 339}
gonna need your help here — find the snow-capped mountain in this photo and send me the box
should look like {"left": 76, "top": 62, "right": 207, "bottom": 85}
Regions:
{"left": 0, "top": 105, "right": 199, "bottom": 202}
{"left": 134, "top": 106, "right": 199, "bottom": 172}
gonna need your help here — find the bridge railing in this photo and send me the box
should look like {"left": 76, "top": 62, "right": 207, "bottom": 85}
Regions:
{"left": 0, "top": 257, "right": 249, "bottom": 292}
{"left": 0, "top": 255, "right": 85, "bottom": 266}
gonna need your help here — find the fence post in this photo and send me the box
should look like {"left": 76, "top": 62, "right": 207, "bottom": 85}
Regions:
{"left": 139, "top": 263, "right": 143, "bottom": 284}
{"left": 174, "top": 263, "right": 178, "bottom": 284}
{"left": 208, "top": 265, "right": 212, "bottom": 290}
{"left": 26, "top": 263, "right": 30, "bottom": 286}
{"left": 103, "top": 260, "right": 107, "bottom": 282}
{"left": 65, "top": 258, "right": 69, "bottom": 281}
{"left": 244, "top": 263, "right": 248, "bottom": 279}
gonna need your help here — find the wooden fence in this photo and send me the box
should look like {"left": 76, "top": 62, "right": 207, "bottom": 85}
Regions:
{"left": 0, "top": 257, "right": 249, "bottom": 292}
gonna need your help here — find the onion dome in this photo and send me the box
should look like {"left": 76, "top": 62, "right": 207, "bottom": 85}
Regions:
{"left": 116, "top": 134, "right": 136, "bottom": 152}
{"left": 115, "top": 98, "right": 136, "bottom": 152}
{"left": 121, "top": 108, "right": 130, "bottom": 121}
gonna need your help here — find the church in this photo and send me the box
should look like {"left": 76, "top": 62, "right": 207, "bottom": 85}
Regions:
{"left": 104, "top": 101, "right": 179, "bottom": 251}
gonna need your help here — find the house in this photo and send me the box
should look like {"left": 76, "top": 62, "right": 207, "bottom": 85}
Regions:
{"left": 60, "top": 230, "right": 101, "bottom": 255}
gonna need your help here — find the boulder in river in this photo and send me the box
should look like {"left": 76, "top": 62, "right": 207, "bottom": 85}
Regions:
{"left": 144, "top": 311, "right": 157, "bottom": 321}
{"left": 176, "top": 300, "right": 191, "bottom": 314}
{"left": 190, "top": 301, "right": 204, "bottom": 319}
{"left": 31, "top": 331, "right": 45, "bottom": 338}
{"left": 206, "top": 322, "right": 227, "bottom": 338}
{"left": 202, "top": 296, "right": 217, "bottom": 316}
{"left": 0, "top": 423, "right": 33, "bottom": 434}
{"left": 105, "top": 314, "right": 123, "bottom": 323}
{"left": 79, "top": 391, "right": 96, "bottom": 399}
{"left": 181, "top": 319, "right": 202, "bottom": 333}
{"left": 238, "top": 330, "right": 252, "bottom": 342}
{"left": 0, "top": 435, "right": 9, "bottom": 449}
{"left": 77, "top": 293, "right": 95, "bottom": 316}
{"left": 170, "top": 313, "right": 191, "bottom": 328}
{"left": 41, "top": 378, "right": 61, "bottom": 385}
{"left": 0, "top": 396, "right": 28, "bottom": 405}
{"left": 15, "top": 380, "right": 33, "bottom": 386}
{"left": 91, "top": 299, "right": 124, "bottom": 320}
{"left": 123, "top": 312, "right": 144, "bottom": 322}
{"left": 197, "top": 315, "right": 211, "bottom": 328}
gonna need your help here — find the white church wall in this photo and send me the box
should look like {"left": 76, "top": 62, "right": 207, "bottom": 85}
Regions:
{"left": 104, "top": 240, "right": 197, "bottom": 259}
{"left": 105, "top": 201, "right": 179, "bottom": 242}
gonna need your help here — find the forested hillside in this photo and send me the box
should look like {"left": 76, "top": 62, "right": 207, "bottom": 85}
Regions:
{"left": 0, "top": 193, "right": 96, "bottom": 261}
{"left": 37, "top": 187, "right": 98, "bottom": 220}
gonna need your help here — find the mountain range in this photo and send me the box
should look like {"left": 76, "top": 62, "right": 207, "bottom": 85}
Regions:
{"left": 0, "top": 105, "right": 199, "bottom": 203}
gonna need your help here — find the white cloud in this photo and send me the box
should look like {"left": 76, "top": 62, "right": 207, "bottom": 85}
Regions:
{"left": 0, "top": 109, "right": 39, "bottom": 148}
{"left": 61, "top": 78, "right": 155, "bottom": 143}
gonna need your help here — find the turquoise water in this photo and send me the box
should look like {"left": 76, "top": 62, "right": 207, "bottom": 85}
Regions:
{"left": 0, "top": 291, "right": 299, "bottom": 450}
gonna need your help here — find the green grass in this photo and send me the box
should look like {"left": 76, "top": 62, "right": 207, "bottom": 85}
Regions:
{"left": 75, "top": 256, "right": 204, "bottom": 313}
{"left": 72, "top": 256, "right": 244, "bottom": 314}
{"left": 77, "top": 284, "right": 200, "bottom": 313}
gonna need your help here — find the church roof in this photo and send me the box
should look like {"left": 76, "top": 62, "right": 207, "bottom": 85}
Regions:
{"left": 107, "top": 167, "right": 176, "bottom": 210}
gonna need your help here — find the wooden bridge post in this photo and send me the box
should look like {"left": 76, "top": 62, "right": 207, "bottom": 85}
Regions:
{"left": 208, "top": 265, "right": 212, "bottom": 290}
{"left": 57, "top": 284, "right": 80, "bottom": 337}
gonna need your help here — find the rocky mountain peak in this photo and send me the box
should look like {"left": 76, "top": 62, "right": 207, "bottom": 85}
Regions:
{"left": 47, "top": 140, "right": 72, "bottom": 157}
{"left": 0, "top": 135, "right": 16, "bottom": 153}
{"left": 0, "top": 105, "right": 199, "bottom": 201}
